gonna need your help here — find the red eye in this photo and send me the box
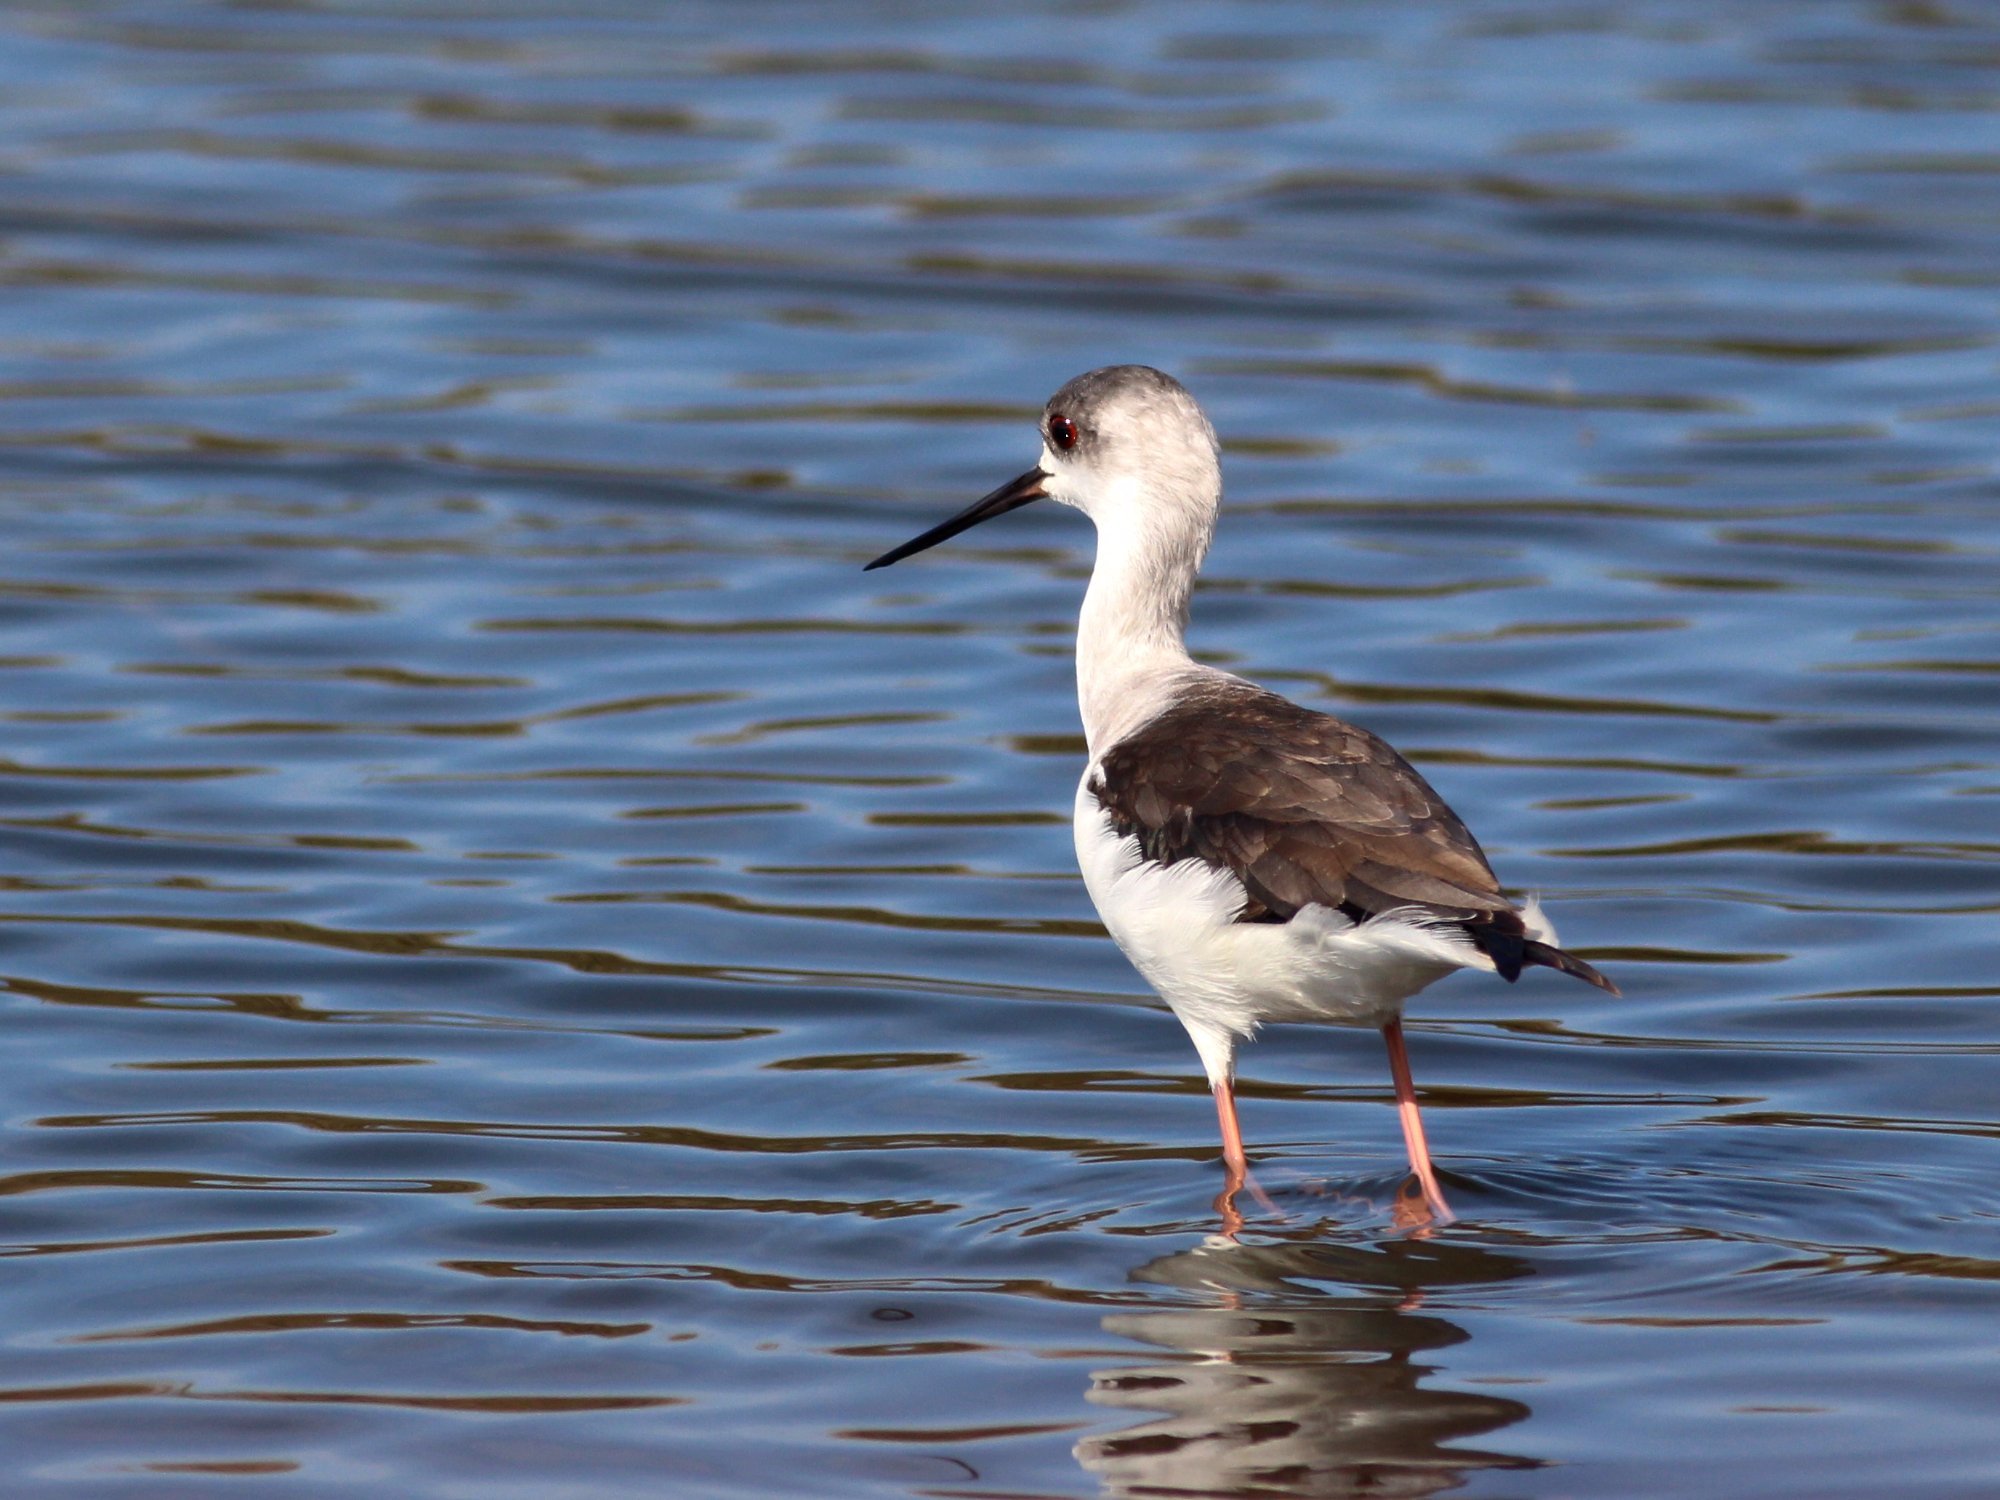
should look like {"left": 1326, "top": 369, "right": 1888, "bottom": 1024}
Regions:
{"left": 1049, "top": 414, "right": 1078, "bottom": 451}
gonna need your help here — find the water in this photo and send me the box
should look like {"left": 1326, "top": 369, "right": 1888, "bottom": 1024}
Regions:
{"left": 0, "top": 1, "right": 1996, "bottom": 1494}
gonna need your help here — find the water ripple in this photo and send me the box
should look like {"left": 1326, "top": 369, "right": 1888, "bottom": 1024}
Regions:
{"left": 0, "top": 2, "right": 1994, "bottom": 1495}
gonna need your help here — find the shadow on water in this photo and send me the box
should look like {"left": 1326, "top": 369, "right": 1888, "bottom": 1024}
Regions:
{"left": 1080, "top": 1234, "right": 1539, "bottom": 1497}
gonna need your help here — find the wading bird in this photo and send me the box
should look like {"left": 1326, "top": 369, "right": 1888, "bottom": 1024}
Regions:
{"left": 867, "top": 366, "right": 1615, "bottom": 1225}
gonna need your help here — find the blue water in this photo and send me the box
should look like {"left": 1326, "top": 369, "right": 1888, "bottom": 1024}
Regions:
{"left": 0, "top": 2, "right": 1997, "bottom": 1495}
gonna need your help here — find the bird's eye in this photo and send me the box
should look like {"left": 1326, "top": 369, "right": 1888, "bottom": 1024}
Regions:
{"left": 1048, "top": 414, "right": 1079, "bottom": 452}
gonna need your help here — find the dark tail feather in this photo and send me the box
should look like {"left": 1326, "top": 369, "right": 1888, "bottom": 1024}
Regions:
{"left": 1520, "top": 939, "right": 1620, "bottom": 996}
{"left": 1464, "top": 919, "right": 1620, "bottom": 995}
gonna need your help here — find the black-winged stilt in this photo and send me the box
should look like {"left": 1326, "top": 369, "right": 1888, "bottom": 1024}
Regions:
{"left": 867, "top": 365, "right": 1616, "bottom": 1225}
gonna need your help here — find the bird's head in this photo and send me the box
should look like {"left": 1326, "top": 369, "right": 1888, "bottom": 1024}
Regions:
{"left": 864, "top": 364, "right": 1220, "bottom": 571}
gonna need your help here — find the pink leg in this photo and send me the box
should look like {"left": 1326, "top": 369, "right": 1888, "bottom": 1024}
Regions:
{"left": 1382, "top": 1020, "right": 1454, "bottom": 1224}
{"left": 1212, "top": 1080, "right": 1248, "bottom": 1236}
{"left": 1209, "top": 1079, "right": 1280, "bottom": 1236}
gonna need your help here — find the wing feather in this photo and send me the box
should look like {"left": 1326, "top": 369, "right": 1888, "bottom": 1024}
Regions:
{"left": 1089, "top": 681, "right": 1619, "bottom": 994}
{"left": 1090, "top": 682, "right": 1618, "bottom": 993}
{"left": 1094, "top": 683, "right": 1510, "bottom": 923}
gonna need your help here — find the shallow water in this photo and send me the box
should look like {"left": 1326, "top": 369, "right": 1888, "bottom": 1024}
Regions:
{"left": 0, "top": 1, "right": 1997, "bottom": 1495}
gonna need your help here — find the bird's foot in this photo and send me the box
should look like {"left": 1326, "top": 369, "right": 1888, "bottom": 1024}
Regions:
{"left": 1213, "top": 1182, "right": 1245, "bottom": 1239}
{"left": 1391, "top": 1172, "right": 1455, "bottom": 1232}
{"left": 1212, "top": 1163, "right": 1284, "bottom": 1239}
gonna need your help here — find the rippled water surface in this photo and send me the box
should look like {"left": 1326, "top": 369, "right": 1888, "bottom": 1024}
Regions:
{"left": 1, "top": 2, "right": 1998, "bottom": 1495}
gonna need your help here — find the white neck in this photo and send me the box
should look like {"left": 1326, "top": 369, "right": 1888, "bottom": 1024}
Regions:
{"left": 1075, "top": 498, "right": 1211, "bottom": 757}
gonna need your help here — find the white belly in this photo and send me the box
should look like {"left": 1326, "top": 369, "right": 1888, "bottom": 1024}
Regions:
{"left": 1071, "top": 776, "right": 1487, "bottom": 1075}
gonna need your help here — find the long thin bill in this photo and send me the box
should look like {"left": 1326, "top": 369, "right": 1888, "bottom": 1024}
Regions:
{"left": 863, "top": 467, "right": 1049, "bottom": 571}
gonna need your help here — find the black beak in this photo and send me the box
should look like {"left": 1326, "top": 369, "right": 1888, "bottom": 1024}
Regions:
{"left": 863, "top": 467, "right": 1049, "bottom": 571}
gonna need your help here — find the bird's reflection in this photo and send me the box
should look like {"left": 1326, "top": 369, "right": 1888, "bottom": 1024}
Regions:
{"left": 1077, "top": 1234, "right": 1540, "bottom": 1497}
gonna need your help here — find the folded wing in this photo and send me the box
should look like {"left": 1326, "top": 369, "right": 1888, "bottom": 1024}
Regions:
{"left": 1090, "top": 681, "right": 1616, "bottom": 993}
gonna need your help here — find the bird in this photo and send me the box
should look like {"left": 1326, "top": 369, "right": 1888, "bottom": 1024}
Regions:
{"left": 865, "top": 365, "right": 1616, "bottom": 1226}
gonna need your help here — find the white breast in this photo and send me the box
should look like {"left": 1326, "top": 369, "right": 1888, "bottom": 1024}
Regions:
{"left": 1071, "top": 773, "right": 1491, "bottom": 1082}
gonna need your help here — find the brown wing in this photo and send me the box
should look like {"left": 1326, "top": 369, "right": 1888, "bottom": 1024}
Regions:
{"left": 1090, "top": 681, "right": 1617, "bottom": 992}
{"left": 1092, "top": 682, "right": 1510, "bottom": 923}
